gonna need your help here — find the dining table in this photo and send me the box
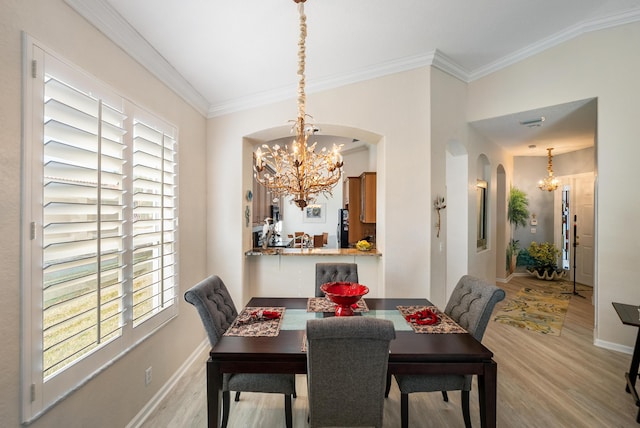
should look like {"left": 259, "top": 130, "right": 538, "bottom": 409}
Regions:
{"left": 207, "top": 296, "right": 497, "bottom": 427}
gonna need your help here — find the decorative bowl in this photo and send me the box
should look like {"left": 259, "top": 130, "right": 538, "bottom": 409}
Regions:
{"left": 355, "top": 240, "right": 372, "bottom": 251}
{"left": 320, "top": 282, "right": 369, "bottom": 316}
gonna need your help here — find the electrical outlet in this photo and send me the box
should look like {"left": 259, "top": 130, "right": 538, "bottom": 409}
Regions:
{"left": 145, "top": 367, "right": 152, "bottom": 385}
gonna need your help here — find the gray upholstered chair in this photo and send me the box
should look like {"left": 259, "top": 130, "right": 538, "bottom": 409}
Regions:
{"left": 184, "top": 275, "right": 296, "bottom": 428}
{"left": 393, "top": 275, "right": 505, "bottom": 428}
{"left": 306, "top": 316, "right": 395, "bottom": 428}
{"left": 315, "top": 262, "right": 359, "bottom": 297}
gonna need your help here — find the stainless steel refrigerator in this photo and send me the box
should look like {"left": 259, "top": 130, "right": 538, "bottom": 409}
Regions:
{"left": 338, "top": 209, "right": 349, "bottom": 248}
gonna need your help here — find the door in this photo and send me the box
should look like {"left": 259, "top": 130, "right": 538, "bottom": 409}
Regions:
{"left": 574, "top": 174, "right": 595, "bottom": 286}
{"left": 555, "top": 173, "right": 595, "bottom": 287}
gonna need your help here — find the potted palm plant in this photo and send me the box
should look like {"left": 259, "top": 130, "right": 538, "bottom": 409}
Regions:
{"left": 507, "top": 186, "right": 529, "bottom": 274}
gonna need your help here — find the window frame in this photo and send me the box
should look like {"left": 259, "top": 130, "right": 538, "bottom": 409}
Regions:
{"left": 21, "top": 36, "right": 179, "bottom": 422}
{"left": 476, "top": 179, "right": 488, "bottom": 250}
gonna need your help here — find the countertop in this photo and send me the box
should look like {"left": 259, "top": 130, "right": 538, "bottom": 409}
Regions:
{"left": 245, "top": 247, "right": 381, "bottom": 256}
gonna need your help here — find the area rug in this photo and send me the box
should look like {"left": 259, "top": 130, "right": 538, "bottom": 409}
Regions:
{"left": 493, "top": 288, "right": 571, "bottom": 336}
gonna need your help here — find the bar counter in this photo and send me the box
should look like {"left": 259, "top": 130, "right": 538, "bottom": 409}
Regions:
{"left": 245, "top": 247, "right": 382, "bottom": 256}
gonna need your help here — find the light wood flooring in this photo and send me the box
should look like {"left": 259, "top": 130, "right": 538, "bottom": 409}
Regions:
{"left": 141, "top": 276, "right": 638, "bottom": 427}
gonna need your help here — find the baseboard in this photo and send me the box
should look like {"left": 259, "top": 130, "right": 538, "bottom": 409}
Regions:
{"left": 126, "top": 339, "right": 209, "bottom": 428}
{"left": 594, "top": 337, "right": 633, "bottom": 355}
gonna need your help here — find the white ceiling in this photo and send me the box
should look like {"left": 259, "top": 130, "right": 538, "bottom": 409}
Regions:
{"left": 67, "top": 0, "right": 640, "bottom": 155}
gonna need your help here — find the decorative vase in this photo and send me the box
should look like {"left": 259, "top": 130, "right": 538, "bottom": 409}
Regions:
{"left": 527, "top": 268, "right": 567, "bottom": 281}
{"left": 509, "top": 254, "right": 517, "bottom": 274}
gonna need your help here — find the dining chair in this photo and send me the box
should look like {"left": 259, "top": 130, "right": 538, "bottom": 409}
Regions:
{"left": 306, "top": 317, "right": 396, "bottom": 428}
{"left": 393, "top": 275, "right": 506, "bottom": 428}
{"left": 293, "top": 231, "right": 305, "bottom": 248}
{"left": 313, "top": 234, "right": 324, "bottom": 248}
{"left": 315, "top": 262, "right": 359, "bottom": 297}
{"left": 184, "top": 275, "right": 296, "bottom": 428}
{"left": 322, "top": 232, "right": 328, "bottom": 245}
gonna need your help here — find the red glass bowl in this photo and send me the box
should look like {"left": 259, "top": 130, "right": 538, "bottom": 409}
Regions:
{"left": 320, "top": 282, "right": 369, "bottom": 316}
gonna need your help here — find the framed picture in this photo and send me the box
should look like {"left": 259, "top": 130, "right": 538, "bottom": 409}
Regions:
{"left": 303, "top": 203, "right": 326, "bottom": 223}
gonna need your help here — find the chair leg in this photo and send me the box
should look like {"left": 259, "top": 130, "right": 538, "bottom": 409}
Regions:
{"left": 385, "top": 372, "right": 392, "bottom": 397}
{"left": 441, "top": 390, "right": 449, "bottom": 402}
{"left": 401, "top": 392, "right": 409, "bottom": 428}
{"left": 461, "top": 390, "right": 472, "bottom": 428}
{"left": 222, "top": 391, "right": 231, "bottom": 428}
{"left": 234, "top": 391, "right": 241, "bottom": 402}
{"left": 284, "top": 394, "right": 293, "bottom": 428}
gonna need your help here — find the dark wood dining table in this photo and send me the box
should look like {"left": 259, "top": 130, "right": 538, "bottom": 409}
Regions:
{"left": 207, "top": 297, "right": 497, "bottom": 427}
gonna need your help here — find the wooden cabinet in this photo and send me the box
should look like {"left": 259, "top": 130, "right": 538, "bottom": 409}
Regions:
{"left": 343, "top": 176, "right": 363, "bottom": 245}
{"left": 252, "top": 178, "right": 282, "bottom": 226}
{"left": 360, "top": 172, "right": 376, "bottom": 223}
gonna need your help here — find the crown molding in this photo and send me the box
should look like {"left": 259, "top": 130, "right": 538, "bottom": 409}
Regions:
{"left": 469, "top": 7, "right": 640, "bottom": 81}
{"left": 66, "top": 1, "right": 640, "bottom": 118}
{"left": 64, "top": 0, "right": 209, "bottom": 116}
{"left": 208, "top": 51, "right": 438, "bottom": 117}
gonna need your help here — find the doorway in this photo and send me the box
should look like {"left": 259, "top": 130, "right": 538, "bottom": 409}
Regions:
{"left": 554, "top": 173, "right": 595, "bottom": 287}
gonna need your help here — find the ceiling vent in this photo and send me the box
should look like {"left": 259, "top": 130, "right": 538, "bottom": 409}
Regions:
{"left": 519, "top": 116, "right": 545, "bottom": 128}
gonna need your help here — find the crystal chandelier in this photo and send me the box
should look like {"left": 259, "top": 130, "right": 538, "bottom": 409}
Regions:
{"left": 254, "top": 0, "right": 343, "bottom": 210}
{"left": 538, "top": 148, "right": 559, "bottom": 192}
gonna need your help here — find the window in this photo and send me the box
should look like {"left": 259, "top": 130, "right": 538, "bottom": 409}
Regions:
{"left": 21, "top": 40, "right": 178, "bottom": 422}
{"left": 476, "top": 180, "right": 488, "bottom": 250}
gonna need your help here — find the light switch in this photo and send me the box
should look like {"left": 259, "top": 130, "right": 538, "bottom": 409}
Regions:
{"left": 531, "top": 228, "right": 537, "bottom": 234}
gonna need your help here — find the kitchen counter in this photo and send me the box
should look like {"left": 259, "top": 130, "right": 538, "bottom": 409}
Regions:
{"left": 245, "top": 247, "right": 381, "bottom": 256}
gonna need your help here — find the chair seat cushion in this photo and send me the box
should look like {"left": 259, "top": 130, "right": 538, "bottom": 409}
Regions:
{"left": 395, "top": 374, "right": 471, "bottom": 393}
{"left": 224, "top": 373, "right": 296, "bottom": 394}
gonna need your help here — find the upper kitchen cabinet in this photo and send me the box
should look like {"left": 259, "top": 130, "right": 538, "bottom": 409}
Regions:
{"left": 360, "top": 172, "right": 376, "bottom": 223}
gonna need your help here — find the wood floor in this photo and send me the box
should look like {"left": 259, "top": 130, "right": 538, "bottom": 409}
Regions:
{"left": 140, "top": 276, "right": 638, "bottom": 427}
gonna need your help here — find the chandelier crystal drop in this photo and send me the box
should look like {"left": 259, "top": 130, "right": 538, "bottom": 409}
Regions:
{"left": 253, "top": 0, "right": 343, "bottom": 210}
{"left": 538, "top": 147, "right": 559, "bottom": 192}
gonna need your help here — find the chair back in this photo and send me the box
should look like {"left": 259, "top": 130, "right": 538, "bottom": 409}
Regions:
{"left": 315, "top": 262, "right": 359, "bottom": 297}
{"left": 444, "top": 275, "right": 506, "bottom": 341}
{"left": 306, "top": 317, "right": 395, "bottom": 428}
{"left": 293, "top": 231, "right": 305, "bottom": 248}
{"left": 184, "top": 275, "right": 238, "bottom": 347}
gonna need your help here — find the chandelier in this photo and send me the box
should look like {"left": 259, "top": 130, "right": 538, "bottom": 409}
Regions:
{"left": 253, "top": 0, "right": 343, "bottom": 210}
{"left": 538, "top": 148, "right": 559, "bottom": 192}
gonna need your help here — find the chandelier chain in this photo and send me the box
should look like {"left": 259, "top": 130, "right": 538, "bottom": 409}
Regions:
{"left": 253, "top": 0, "right": 344, "bottom": 210}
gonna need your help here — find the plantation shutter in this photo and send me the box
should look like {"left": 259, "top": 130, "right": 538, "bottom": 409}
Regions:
{"left": 42, "top": 74, "right": 126, "bottom": 378}
{"left": 23, "top": 42, "right": 179, "bottom": 420}
{"left": 131, "top": 120, "right": 177, "bottom": 326}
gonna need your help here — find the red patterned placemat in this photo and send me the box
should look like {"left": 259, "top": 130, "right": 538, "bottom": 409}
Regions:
{"left": 306, "top": 297, "right": 369, "bottom": 313}
{"left": 396, "top": 306, "right": 467, "bottom": 334}
{"left": 224, "top": 307, "right": 285, "bottom": 337}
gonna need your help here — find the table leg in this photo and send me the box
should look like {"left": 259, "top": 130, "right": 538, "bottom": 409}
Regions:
{"left": 477, "top": 360, "right": 497, "bottom": 428}
{"left": 207, "top": 357, "right": 222, "bottom": 428}
{"left": 627, "top": 329, "right": 640, "bottom": 393}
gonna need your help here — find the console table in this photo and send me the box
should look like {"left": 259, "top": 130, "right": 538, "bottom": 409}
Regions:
{"left": 613, "top": 302, "right": 640, "bottom": 423}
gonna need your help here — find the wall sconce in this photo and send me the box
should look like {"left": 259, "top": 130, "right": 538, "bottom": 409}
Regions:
{"left": 434, "top": 196, "right": 446, "bottom": 238}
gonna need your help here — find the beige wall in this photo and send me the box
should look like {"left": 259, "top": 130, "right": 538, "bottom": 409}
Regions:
{"left": 467, "top": 21, "right": 640, "bottom": 349}
{"left": 3, "top": 1, "right": 639, "bottom": 426}
{"left": 0, "top": 1, "right": 208, "bottom": 426}
{"left": 208, "top": 68, "right": 432, "bottom": 306}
